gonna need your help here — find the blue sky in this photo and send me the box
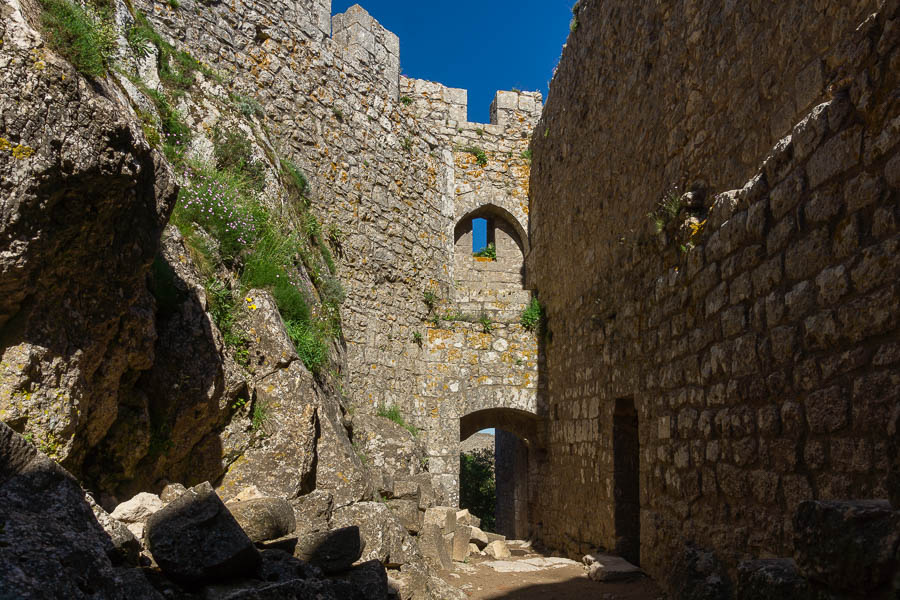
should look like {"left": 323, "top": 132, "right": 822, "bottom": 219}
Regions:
{"left": 332, "top": 0, "right": 573, "bottom": 123}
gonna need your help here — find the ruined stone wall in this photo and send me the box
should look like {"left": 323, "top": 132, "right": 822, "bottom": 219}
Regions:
{"left": 529, "top": 0, "right": 898, "bottom": 587}
{"left": 133, "top": 0, "right": 542, "bottom": 504}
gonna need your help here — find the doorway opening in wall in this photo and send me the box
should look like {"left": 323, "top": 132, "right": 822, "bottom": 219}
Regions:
{"left": 459, "top": 429, "right": 496, "bottom": 532}
{"left": 613, "top": 397, "right": 640, "bottom": 565}
{"left": 459, "top": 408, "right": 539, "bottom": 538}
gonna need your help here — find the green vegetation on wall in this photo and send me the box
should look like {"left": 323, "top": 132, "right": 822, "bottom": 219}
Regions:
{"left": 377, "top": 405, "right": 419, "bottom": 437}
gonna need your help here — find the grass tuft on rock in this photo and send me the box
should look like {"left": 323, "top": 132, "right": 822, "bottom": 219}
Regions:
{"left": 40, "top": 0, "right": 116, "bottom": 78}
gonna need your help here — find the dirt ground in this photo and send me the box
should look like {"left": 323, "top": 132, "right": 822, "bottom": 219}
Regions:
{"left": 438, "top": 542, "right": 663, "bottom": 600}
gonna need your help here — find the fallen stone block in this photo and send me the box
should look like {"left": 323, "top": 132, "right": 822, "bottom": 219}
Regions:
{"left": 418, "top": 523, "right": 452, "bottom": 571}
{"left": 332, "top": 502, "right": 422, "bottom": 567}
{"left": 226, "top": 497, "right": 296, "bottom": 543}
{"left": 584, "top": 554, "right": 643, "bottom": 582}
{"left": 469, "top": 526, "right": 489, "bottom": 549}
{"left": 111, "top": 492, "right": 164, "bottom": 540}
{"left": 485, "top": 540, "right": 511, "bottom": 559}
{"left": 455, "top": 509, "right": 481, "bottom": 529}
{"left": 736, "top": 558, "right": 809, "bottom": 600}
{"left": 794, "top": 500, "right": 900, "bottom": 593}
{"left": 423, "top": 506, "right": 457, "bottom": 533}
{"left": 386, "top": 498, "right": 422, "bottom": 534}
{"left": 293, "top": 526, "right": 363, "bottom": 574}
{"left": 452, "top": 526, "right": 472, "bottom": 562}
{"left": 485, "top": 532, "right": 506, "bottom": 543}
{"left": 145, "top": 482, "right": 261, "bottom": 584}
{"left": 339, "top": 559, "right": 390, "bottom": 600}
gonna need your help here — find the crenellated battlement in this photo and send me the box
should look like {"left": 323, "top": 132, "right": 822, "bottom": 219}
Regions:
{"left": 399, "top": 77, "right": 543, "bottom": 131}
{"left": 331, "top": 4, "right": 543, "bottom": 127}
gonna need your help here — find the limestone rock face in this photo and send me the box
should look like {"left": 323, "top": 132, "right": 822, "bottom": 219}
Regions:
{"left": 0, "top": 3, "right": 176, "bottom": 476}
{"left": 145, "top": 481, "right": 261, "bottom": 584}
{"left": 352, "top": 414, "right": 427, "bottom": 479}
{"left": 0, "top": 422, "right": 161, "bottom": 598}
{"left": 215, "top": 290, "right": 316, "bottom": 502}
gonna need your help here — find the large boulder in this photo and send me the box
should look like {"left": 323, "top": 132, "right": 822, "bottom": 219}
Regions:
{"left": 0, "top": 422, "right": 162, "bottom": 598}
{"left": 291, "top": 489, "right": 334, "bottom": 533}
{"left": 293, "top": 526, "right": 363, "bottom": 574}
{"left": 351, "top": 414, "right": 427, "bottom": 479}
{"left": 794, "top": 500, "right": 900, "bottom": 593}
{"left": 226, "top": 497, "right": 296, "bottom": 543}
{"left": 333, "top": 502, "right": 423, "bottom": 567}
{"left": 145, "top": 481, "right": 261, "bottom": 584}
{"left": 110, "top": 492, "right": 165, "bottom": 540}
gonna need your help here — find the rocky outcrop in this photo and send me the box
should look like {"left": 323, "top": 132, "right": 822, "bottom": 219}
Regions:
{"left": 0, "top": 0, "right": 176, "bottom": 478}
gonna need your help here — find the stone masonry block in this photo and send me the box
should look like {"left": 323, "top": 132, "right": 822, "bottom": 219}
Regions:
{"left": 423, "top": 506, "right": 457, "bottom": 534}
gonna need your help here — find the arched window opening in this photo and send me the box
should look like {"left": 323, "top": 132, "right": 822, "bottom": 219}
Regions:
{"left": 453, "top": 206, "right": 527, "bottom": 302}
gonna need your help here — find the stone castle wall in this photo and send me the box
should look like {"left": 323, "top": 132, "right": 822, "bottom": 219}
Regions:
{"left": 133, "top": 0, "right": 542, "bottom": 504}
{"left": 529, "top": 0, "right": 898, "bottom": 587}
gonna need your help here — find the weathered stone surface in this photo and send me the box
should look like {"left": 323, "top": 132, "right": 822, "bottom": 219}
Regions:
{"left": 0, "top": 422, "right": 162, "bottom": 598}
{"left": 387, "top": 499, "right": 423, "bottom": 533}
{"left": 332, "top": 502, "right": 422, "bottom": 567}
{"left": 160, "top": 483, "right": 188, "bottom": 504}
{"left": 111, "top": 492, "right": 164, "bottom": 526}
{"left": 469, "top": 526, "right": 489, "bottom": 549}
{"left": 423, "top": 506, "right": 457, "bottom": 533}
{"left": 451, "top": 526, "right": 472, "bottom": 562}
{"left": 736, "top": 559, "right": 809, "bottom": 600}
{"left": 218, "top": 292, "right": 319, "bottom": 503}
{"left": 794, "top": 500, "right": 900, "bottom": 592}
{"left": 291, "top": 489, "right": 334, "bottom": 533}
{"left": 293, "top": 526, "right": 362, "bottom": 574}
{"left": 226, "top": 497, "right": 296, "bottom": 543}
{"left": 352, "top": 414, "right": 427, "bottom": 480}
{"left": 0, "top": 0, "right": 177, "bottom": 490}
{"left": 418, "top": 524, "right": 453, "bottom": 572}
{"left": 485, "top": 540, "right": 511, "bottom": 559}
{"left": 145, "top": 482, "right": 261, "bottom": 583}
{"left": 456, "top": 508, "right": 481, "bottom": 529}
